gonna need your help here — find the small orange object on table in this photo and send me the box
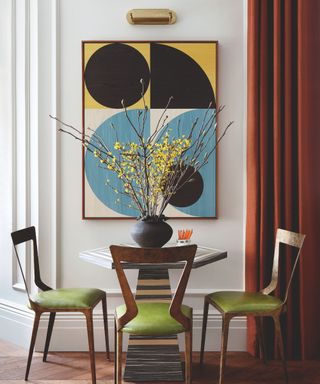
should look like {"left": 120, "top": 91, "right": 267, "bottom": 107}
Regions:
{"left": 177, "top": 229, "right": 193, "bottom": 245}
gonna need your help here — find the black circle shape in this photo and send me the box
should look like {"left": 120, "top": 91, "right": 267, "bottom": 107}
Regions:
{"left": 84, "top": 43, "right": 150, "bottom": 108}
{"left": 169, "top": 166, "right": 204, "bottom": 207}
{"left": 150, "top": 43, "right": 216, "bottom": 109}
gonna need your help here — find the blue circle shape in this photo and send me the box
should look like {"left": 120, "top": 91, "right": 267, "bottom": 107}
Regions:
{"left": 85, "top": 109, "right": 216, "bottom": 218}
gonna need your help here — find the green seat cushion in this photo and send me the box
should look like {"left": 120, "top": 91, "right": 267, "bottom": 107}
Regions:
{"left": 207, "top": 291, "right": 283, "bottom": 314}
{"left": 32, "top": 288, "right": 105, "bottom": 309}
{"left": 116, "top": 302, "right": 192, "bottom": 336}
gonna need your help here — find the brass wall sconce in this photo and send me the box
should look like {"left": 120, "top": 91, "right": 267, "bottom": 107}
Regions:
{"left": 126, "top": 9, "right": 177, "bottom": 25}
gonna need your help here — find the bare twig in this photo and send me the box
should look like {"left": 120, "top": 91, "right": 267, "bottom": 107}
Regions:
{"left": 51, "top": 79, "right": 233, "bottom": 220}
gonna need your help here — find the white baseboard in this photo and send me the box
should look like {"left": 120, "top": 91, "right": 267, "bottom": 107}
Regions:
{"left": 0, "top": 299, "right": 34, "bottom": 349}
{"left": 0, "top": 298, "right": 247, "bottom": 352}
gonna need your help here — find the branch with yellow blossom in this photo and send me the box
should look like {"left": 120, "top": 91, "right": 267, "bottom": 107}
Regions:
{"left": 51, "top": 80, "right": 233, "bottom": 221}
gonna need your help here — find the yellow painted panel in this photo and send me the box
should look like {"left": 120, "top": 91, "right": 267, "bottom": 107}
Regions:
{"left": 84, "top": 43, "right": 111, "bottom": 109}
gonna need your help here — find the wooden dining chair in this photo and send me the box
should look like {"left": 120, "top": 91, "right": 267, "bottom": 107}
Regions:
{"left": 110, "top": 244, "right": 197, "bottom": 384}
{"left": 200, "top": 228, "right": 305, "bottom": 384}
{"left": 11, "top": 226, "right": 110, "bottom": 384}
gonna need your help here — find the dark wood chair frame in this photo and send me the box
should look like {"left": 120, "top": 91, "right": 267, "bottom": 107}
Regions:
{"left": 110, "top": 244, "right": 197, "bottom": 384}
{"left": 11, "top": 226, "right": 110, "bottom": 384}
{"left": 200, "top": 229, "right": 305, "bottom": 384}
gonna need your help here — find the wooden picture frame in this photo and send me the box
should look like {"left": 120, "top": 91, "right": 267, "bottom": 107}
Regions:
{"left": 82, "top": 41, "right": 218, "bottom": 219}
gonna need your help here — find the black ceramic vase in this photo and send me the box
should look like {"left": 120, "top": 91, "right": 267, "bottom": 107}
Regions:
{"left": 130, "top": 220, "right": 173, "bottom": 248}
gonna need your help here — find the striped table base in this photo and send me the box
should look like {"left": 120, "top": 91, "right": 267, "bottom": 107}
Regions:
{"left": 123, "top": 269, "right": 184, "bottom": 382}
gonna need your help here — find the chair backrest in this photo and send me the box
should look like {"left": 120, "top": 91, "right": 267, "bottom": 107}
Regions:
{"left": 11, "top": 226, "right": 52, "bottom": 302}
{"left": 110, "top": 244, "right": 197, "bottom": 331}
{"left": 261, "top": 228, "right": 305, "bottom": 302}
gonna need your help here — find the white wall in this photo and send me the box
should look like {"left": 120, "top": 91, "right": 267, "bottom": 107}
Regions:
{"left": 0, "top": 0, "right": 247, "bottom": 352}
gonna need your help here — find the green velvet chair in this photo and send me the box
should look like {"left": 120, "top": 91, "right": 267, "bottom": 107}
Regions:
{"left": 200, "top": 229, "right": 305, "bottom": 384}
{"left": 11, "top": 226, "right": 110, "bottom": 384}
{"left": 110, "top": 244, "right": 197, "bottom": 384}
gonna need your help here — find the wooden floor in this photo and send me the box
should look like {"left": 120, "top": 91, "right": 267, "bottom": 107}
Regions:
{"left": 0, "top": 340, "right": 319, "bottom": 384}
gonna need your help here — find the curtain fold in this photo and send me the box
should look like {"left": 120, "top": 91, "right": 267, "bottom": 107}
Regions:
{"left": 246, "top": 0, "right": 320, "bottom": 359}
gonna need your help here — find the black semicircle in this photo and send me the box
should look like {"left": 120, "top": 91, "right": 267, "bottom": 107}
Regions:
{"left": 150, "top": 43, "right": 216, "bottom": 109}
{"left": 84, "top": 43, "right": 150, "bottom": 108}
{"left": 168, "top": 166, "right": 204, "bottom": 207}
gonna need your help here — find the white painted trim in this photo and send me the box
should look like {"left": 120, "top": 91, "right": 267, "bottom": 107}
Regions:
{"left": 10, "top": 0, "right": 60, "bottom": 297}
{"left": 49, "top": 0, "right": 60, "bottom": 289}
{"left": 11, "top": 0, "right": 31, "bottom": 293}
{"left": 94, "top": 288, "right": 244, "bottom": 296}
{"left": 35, "top": 310, "right": 246, "bottom": 352}
{"left": 29, "top": 0, "right": 40, "bottom": 298}
{"left": 25, "top": 0, "right": 32, "bottom": 293}
{"left": 35, "top": 0, "right": 60, "bottom": 290}
{"left": 0, "top": 297, "right": 246, "bottom": 352}
{"left": 11, "top": 0, "right": 18, "bottom": 289}
{"left": 0, "top": 299, "right": 34, "bottom": 349}
{"left": 0, "top": 299, "right": 34, "bottom": 318}
{"left": 12, "top": 282, "right": 26, "bottom": 292}
{"left": 10, "top": 0, "right": 39, "bottom": 295}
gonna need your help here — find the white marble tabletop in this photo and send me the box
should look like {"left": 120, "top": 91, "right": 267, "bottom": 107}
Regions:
{"left": 79, "top": 244, "right": 227, "bottom": 269}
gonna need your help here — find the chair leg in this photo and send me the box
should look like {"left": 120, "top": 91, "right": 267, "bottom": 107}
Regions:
{"left": 114, "top": 318, "right": 117, "bottom": 384}
{"left": 43, "top": 312, "right": 56, "bottom": 362}
{"left": 102, "top": 294, "right": 110, "bottom": 360}
{"left": 219, "top": 314, "right": 231, "bottom": 384}
{"left": 25, "top": 311, "right": 41, "bottom": 380}
{"left": 255, "top": 316, "right": 267, "bottom": 364}
{"left": 185, "top": 328, "right": 192, "bottom": 384}
{"left": 200, "top": 297, "right": 209, "bottom": 365}
{"left": 85, "top": 310, "right": 96, "bottom": 384}
{"left": 116, "top": 329, "right": 123, "bottom": 384}
{"left": 273, "top": 315, "right": 288, "bottom": 383}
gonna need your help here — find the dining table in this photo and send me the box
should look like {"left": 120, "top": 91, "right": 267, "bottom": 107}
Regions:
{"left": 80, "top": 244, "right": 227, "bottom": 382}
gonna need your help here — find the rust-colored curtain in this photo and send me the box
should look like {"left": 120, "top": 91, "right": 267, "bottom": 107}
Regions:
{"left": 246, "top": 0, "right": 320, "bottom": 359}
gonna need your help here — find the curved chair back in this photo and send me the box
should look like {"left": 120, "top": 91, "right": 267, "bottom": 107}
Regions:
{"left": 11, "top": 226, "right": 52, "bottom": 303}
{"left": 110, "top": 244, "right": 197, "bottom": 331}
{"left": 262, "top": 228, "right": 305, "bottom": 302}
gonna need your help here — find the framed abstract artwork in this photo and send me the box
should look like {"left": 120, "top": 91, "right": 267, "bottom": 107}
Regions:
{"left": 82, "top": 41, "right": 217, "bottom": 219}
